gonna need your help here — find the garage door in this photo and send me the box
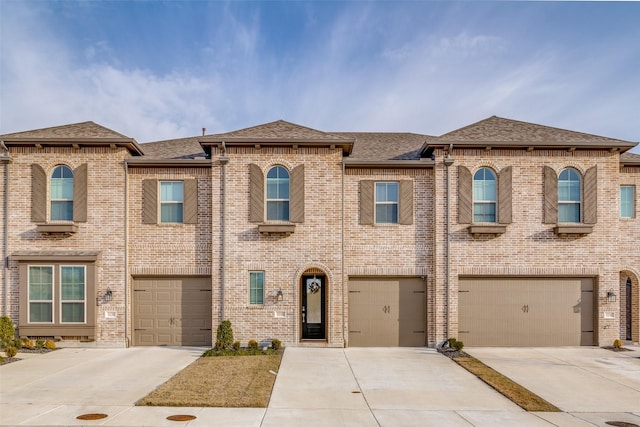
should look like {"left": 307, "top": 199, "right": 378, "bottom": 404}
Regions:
{"left": 458, "top": 278, "right": 594, "bottom": 346}
{"left": 133, "top": 278, "right": 212, "bottom": 346}
{"left": 348, "top": 277, "right": 426, "bottom": 347}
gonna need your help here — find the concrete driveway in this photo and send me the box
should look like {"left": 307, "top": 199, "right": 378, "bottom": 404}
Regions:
{"left": 2, "top": 345, "right": 640, "bottom": 426}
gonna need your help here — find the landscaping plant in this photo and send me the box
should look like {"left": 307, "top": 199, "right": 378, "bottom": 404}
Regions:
{"left": 0, "top": 316, "right": 15, "bottom": 348}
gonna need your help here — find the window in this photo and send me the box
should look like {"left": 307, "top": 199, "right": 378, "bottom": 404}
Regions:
{"left": 60, "top": 266, "right": 85, "bottom": 323}
{"left": 621, "top": 185, "right": 635, "bottom": 218}
{"left": 473, "top": 168, "right": 497, "bottom": 223}
{"left": 160, "top": 181, "right": 184, "bottom": 223}
{"left": 375, "top": 182, "right": 399, "bottom": 223}
{"left": 266, "top": 166, "right": 290, "bottom": 221}
{"left": 28, "top": 266, "right": 53, "bottom": 323}
{"left": 558, "top": 168, "right": 581, "bottom": 223}
{"left": 249, "top": 271, "right": 264, "bottom": 305}
{"left": 50, "top": 165, "right": 74, "bottom": 220}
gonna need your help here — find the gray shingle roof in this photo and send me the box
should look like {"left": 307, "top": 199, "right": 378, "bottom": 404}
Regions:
{"left": 140, "top": 136, "right": 205, "bottom": 160}
{"left": 0, "top": 121, "right": 131, "bottom": 140}
{"left": 334, "top": 132, "right": 429, "bottom": 161}
{"left": 621, "top": 152, "right": 640, "bottom": 165}
{"left": 206, "top": 120, "right": 351, "bottom": 141}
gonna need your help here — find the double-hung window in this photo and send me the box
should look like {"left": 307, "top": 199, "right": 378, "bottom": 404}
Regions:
{"left": 249, "top": 271, "right": 264, "bottom": 305}
{"left": 60, "top": 266, "right": 86, "bottom": 323}
{"left": 558, "top": 168, "right": 581, "bottom": 223}
{"left": 160, "top": 181, "right": 184, "bottom": 223}
{"left": 28, "top": 266, "right": 53, "bottom": 323}
{"left": 473, "top": 168, "right": 497, "bottom": 223}
{"left": 50, "top": 165, "right": 74, "bottom": 221}
{"left": 375, "top": 182, "right": 399, "bottom": 224}
{"left": 266, "top": 166, "right": 290, "bottom": 221}
{"left": 28, "top": 266, "right": 86, "bottom": 324}
{"left": 621, "top": 185, "right": 635, "bottom": 218}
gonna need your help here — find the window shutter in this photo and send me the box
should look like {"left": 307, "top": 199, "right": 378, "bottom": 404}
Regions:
{"left": 290, "top": 165, "right": 305, "bottom": 223}
{"left": 583, "top": 166, "right": 597, "bottom": 224}
{"left": 249, "top": 164, "right": 264, "bottom": 223}
{"left": 543, "top": 166, "right": 558, "bottom": 224}
{"left": 458, "top": 166, "right": 472, "bottom": 224}
{"left": 73, "top": 164, "right": 88, "bottom": 222}
{"left": 359, "top": 180, "right": 374, "bottom": 225}
{"left": 31, "top": 164, "right": 46, "bottom": 223}
{"left": 183, "top": 179, "right": 198, "bottom": 224}
{"left": 399, "top": 180, "right": 413, "bottom": 225}
{"left": 142, "top": 179, "right": 158, "bottom": 224}
{"left": 498, "top": 166, "right": 512, "bottom": 224}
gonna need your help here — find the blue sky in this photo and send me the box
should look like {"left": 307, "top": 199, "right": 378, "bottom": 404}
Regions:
{"left": 1, "top": 1, "right": 639, "bottom": 152}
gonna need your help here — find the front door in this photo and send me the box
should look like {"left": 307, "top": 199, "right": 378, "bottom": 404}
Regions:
{"left": 627, "top": 278, "right": 633, "bottom": 340}
{"left": 301, "top": 275, "right": 326, "bottom": 340}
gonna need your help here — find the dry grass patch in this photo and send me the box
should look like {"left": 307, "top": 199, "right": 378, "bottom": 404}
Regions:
{"left": 454, "top": 357, "right": 560, "bottom": 412}
{"left": 136, "top": 353, "right": 282, "bottom": 407}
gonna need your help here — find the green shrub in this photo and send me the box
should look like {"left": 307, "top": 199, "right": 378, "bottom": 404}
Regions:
{"left": 452, "top": 339, "right": 464, "bottom": 351}
{"left": 45, "top": 340, "right": 56, "bottom": 350}
{"left": 22, "top": 339, "right": 35, "bottom": 349}
{"left": 215, "top": 320, "right": 234, "bottom": 351}
{"left": 447, "top": 337, "right": 457, "bottom": 348}
{"left": 13, "top": 338, "right": 23, "bottom": 348}
{"left": 271, "top": 339, "right": 282, "bottom": 350}
{"left": 613, "top": 339, "right": 623, "bottom": 349}
{"left": 0, "top": 316, "right": 15, "bottom": 347}
{"left": 35, "top": 339, "right": 45, "bottom": 349}
{"left": 248, "top": 339, "right": 258, "bottom": 350}
{"left": 4, "top": 345, "right": 17, "bottom": 358}
{"left": 0, "top": 355, "right": 5, "bottom": 364}
{"left": 232, "top": 341, "right": 241, "bottom": 351}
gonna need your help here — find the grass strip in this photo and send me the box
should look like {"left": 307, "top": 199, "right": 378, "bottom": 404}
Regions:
{"left": 453, "top": 356, "right": 560, "bottom": 412}
{"left": 136, "top": 353, "right": 282, "bottom": 407}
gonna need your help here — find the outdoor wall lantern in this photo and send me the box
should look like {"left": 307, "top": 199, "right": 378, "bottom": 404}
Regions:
{"left": 606, "top": 290, "right": 617, "bottom": 303}
{"left": 276, "top": 289, "right": 283, "bottom": 302}
{"left": 104, "top": 287, "right": 113, "bottom": 303}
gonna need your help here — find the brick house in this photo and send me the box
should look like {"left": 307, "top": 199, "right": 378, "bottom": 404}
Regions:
{"left": 1, "top": 116, "right": 638, "bottom": 348}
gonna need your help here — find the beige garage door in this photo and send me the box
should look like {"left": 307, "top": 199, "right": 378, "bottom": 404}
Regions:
{"left": 349, "top": 277, "right": 426, "bottom": 347}
{"left": 458, "top": 278, "right": 594, "bottom": 346}
{"left": 133, "top": 278, "right": 212, "bottom": 346}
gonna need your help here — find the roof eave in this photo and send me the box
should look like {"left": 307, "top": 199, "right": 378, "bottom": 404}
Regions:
{"left": 421, "top": 140, "right": 637, "bottom": 156}
{"left": 125, "top": 158, "right": 212, "bottom": 168}
{"left": 2, "top": 137, "right": 145, "bottom": 156}
{"left": 343, "top": 159, "right": 435, "bottom": 169}
{"left": 198, "top": 137, "right": 355, "bottom": 155}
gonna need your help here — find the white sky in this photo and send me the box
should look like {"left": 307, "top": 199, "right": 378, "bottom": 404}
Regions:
{"left": 1, "top": 1, "right": 638, "bottom": 152}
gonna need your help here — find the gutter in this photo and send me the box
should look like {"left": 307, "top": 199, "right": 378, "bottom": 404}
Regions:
{"left": 219, "top": 144, "right": 229, "bottom": 323}
{"left": 341, "top": 161, "right": 346, "bottom": 347}
{"left": 443, "top": 148, "right": 455, "bottom": 341}
{"left": 124, "top": 160, "right": 130, "bottom": 347}
{"left": 1, "top": 141, "right": 12, "bottom": 317}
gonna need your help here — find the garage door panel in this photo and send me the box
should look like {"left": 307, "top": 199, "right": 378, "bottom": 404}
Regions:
{"left": 458, "top": 278, "right": 594, "bottom": 347}
{"left": 349, "top": 277, "right": 425, "bottom": 347}
{"left": 133, "top": 278, "right": 212, "bottom": 346}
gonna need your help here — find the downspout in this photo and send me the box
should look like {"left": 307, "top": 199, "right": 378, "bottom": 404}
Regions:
{"left": 443, "top": 146, "right": 455, "bottom": 340}
{"left": 124, "top": 160, "right": 130, "bottom": 347}
{"left": 1, "top": 141, "right": 11, "bottom": 317}
{"left": 219, "top": 142, "right": 229, "bottom": 323}
{"left": 341, "top": 161, "right": 346, "bottom": 347}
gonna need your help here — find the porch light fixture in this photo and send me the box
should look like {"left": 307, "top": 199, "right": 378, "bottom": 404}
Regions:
{"left": 606, "top": 290, "right": 617, "bottom": 303}
{"left": 276, "top": 289, "right": 283, "bottom": 302}
{"left": 104, "top": 287, "right": 113, "bottom": 303}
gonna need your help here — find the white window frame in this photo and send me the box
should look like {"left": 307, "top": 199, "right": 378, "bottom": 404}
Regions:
{"left": 59, "top": 265, "right": 87, "bottom": 324}
{"left": 159, "top": 180, "right": 184, "bottom": 223}
{"left": 249, "top": 271, "right": 265, "bottom": 305}
{"left": 558, "top": 168, "right": 582, "bottom": 223}
{"left": 473, "top": 167, "right": 497, "bottom": 223}
{"left": 28, "top": 265, "right": 54, "bottom": 324}
{"left": 265, "top": 166, "right": 290, "bottom": 221}
{"left": 621, "top": 185, "right": 635, "bottom": 218}
{"left": 50, "top": 165, "right": 74, "bottom": 221}
{"left": 375, "top": 181, "right": 399, "bottom": 224}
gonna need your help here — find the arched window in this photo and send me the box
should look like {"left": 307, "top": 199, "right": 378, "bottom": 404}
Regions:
{"left": 266, "top": 166, "right": 290, "bottom": 221}
{"left": 473, "top": 168, "right": 496, "bottom": 223}
{"left": 50, "top": 165, "right": 74, "bottom": 221}
{"left": 558, "top": 168, "right": 581, "bottom": 223}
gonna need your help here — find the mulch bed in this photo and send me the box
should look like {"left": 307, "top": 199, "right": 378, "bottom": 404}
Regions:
{"left": 602, "top": 346, "right": 633, "bottom": 352}
{"left": 1, "top": 348, "right": 56, "bottom": 365}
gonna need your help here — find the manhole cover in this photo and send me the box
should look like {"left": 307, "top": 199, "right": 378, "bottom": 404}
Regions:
{"left": 76, "top": 413, "right": 108, "bottom": 420}
{"left": 167, "top": 414, "right": 197, "bottom": 422}
{"left": 606, "top": 422, "right": 640, "bottom": 427}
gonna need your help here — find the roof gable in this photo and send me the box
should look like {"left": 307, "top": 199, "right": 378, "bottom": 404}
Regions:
{"left": 205, "top": 120, "right": 352, "bottom": 142}
{"left": 1, "top": 121, "right": 130, "bottom": 140}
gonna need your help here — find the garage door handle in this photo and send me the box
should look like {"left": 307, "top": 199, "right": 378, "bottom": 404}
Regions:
{"left": 522, "top": 305, "right": 529, "bottom": 313}
{"left": 134, "top": 328, "right": 147, "bottom": 331}
{"left": 200, "top": 328, "right": 211, "bottom": 331}
{"left": 382, "top": 305, "right": 390, "bottom": 314}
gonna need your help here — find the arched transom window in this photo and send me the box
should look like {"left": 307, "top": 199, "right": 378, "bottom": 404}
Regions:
{"left": 266, "top": 166, "right": 290, "bottom": 221}
{"left": 50, "top": 165, "right": 74, "bottom": 221}
{"left": 473, "top": 167, "right": 497, "bottom": 223}
{"left": 558, "top": 168, "right": 581, "bottom": 223}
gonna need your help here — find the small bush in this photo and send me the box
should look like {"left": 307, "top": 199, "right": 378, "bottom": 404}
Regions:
{"left": 452, "top": 339, "right": 464, "bottom": 351}
{"left": 13, "top": 338, "right": 24, "bottom": 348}
{"left": 4, "top": 345, "right": 17, "bottom": 358}
{"left": 447, "top": 337, "right": 457, "bottom": 348}
{"left": 271, "top": 339, "right": 282, "bottom": 350}
{"left": 215, "top": 320, "right": 234, "bottom": 351}
{"left": 248, "top": 339, "right": 258, "bottom": 350}
{"left": 232, "top": 341, "right": 241, "bottom": 351}
{"left": 0, "top": 355, "right": 5, "bottom": 364}
{"left": 613, "top": 339, "right": 623, "bottom": 349}
{"left": 45, "top": 340, "right": 56, "bottom": 350}
{"left": 35, "top": 339, "right": 45, "bottom": 349}
{"left": 0, "top": 316, "right": 15, "bottom": 347}
{"left": 22, "top": 339, "right": 35, "bottom": 349}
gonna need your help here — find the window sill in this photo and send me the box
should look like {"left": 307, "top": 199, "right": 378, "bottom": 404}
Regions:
{"left": 467, "top": 224, "right": 507, "bottom": 237}
{"left": 258, "top": 223, "right": 295, "bottom": 235}
{"left": 553, "top": 224, "right": 593, "bottom": 236}
{"left": 36, "top": 223, "right": 78, "bottom": 234}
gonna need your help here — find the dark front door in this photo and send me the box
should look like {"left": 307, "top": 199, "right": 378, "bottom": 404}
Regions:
{"left": 627, "top": 278, "right": 633, "bottom": 341}
{"left": 301, "top": 275, "right": 326, "bottom": 340}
